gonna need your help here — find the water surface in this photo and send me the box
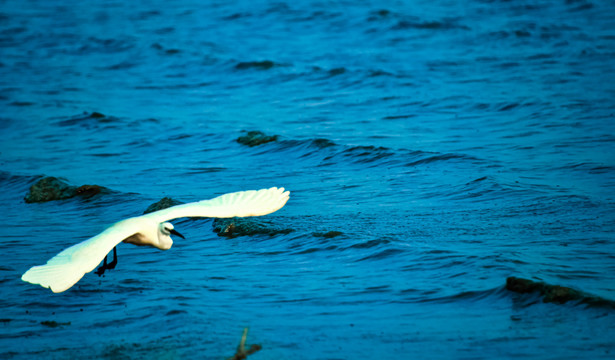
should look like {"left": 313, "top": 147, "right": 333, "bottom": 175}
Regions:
{"left": 1, "top": 0, "right": 614, "bottom": 359}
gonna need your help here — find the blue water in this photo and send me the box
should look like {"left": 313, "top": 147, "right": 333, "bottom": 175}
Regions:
{"left": 1, "top": 0, "right": 615, "bottom": 358}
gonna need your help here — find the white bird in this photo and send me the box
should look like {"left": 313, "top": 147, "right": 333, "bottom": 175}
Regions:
{"left": 22, "top": 187, "right": 290, "bottom": 293}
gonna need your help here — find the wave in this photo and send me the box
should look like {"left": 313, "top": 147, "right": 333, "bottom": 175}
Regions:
{"left": 74, "top": 36, "right": 135, "bottom": 55}
{"left": 392, "top": 19, "right": 470, "bottom": 31}
{"left": 355, "top": 248, "right": 405, "bottom": 262}
{"left": 402, "top": 286, "right": 509, "bottom": 305}
{"left": 506, "top": 277, "right": 615, "bottom": 309}
{"left": 54, "top": 111, "right": 124, "bottom": 129}
{"left": 396, "top": 278, "right": 615, "bottom": 311}
{"left": 0, "top": 170, "right": 39, "bottom": 188}
{"left": 232, "top": 131, "right": 556, "bottom": 205}
{"left": 237, "top": 131, "right": 482, "bottom": 170}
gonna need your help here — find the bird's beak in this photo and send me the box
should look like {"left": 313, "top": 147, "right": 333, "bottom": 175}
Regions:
{"left": 170, "top": 229, "right": 185, "bottom": 239}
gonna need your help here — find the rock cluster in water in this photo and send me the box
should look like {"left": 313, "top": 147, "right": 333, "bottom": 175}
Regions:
{"left": 506, "top": 277, "right": 581, "bottom": 304}
{"left": 24, "top": 176, "right": 107, "bottom": 203}
{"left": 143, "top": 197, "right": 183, "bottom": 214}
{"left": 236, "top": 131, "right": 278, "bottom": 147}
{"left": 213, "top": 217, "right": 292, "bottom": 238}
{"left": 505, "top": 276, "right": 615, "bottom": 307}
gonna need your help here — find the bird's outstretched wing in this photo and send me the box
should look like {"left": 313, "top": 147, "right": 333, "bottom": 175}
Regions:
{"left": 22, "top": 218, "right": 144, "bottom": 293}
{"left": 22, "top": 187, "right": 290, "bottom": 293}
{"left": 143, "top": 187, "right": 290, "bottom": 223}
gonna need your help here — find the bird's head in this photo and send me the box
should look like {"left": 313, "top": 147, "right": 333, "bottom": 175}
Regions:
{"left": 158, "top": 222, "right": 185, "bottom": 250}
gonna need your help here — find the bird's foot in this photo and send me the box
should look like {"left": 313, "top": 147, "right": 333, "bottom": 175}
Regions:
{"left": 95, "top": 264, "right": 107, "bottom": 276}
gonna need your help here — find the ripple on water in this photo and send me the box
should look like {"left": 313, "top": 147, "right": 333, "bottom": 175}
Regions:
{"left": 2, "top": 1, "right": 615, "bottom": 359}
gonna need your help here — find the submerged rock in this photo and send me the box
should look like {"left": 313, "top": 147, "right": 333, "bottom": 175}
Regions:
{"left": 237, "top": 131, "right": 278, "bottom": 147}
{"left": 143, "top": 197, "right": 183, "bottom": 214}
{"left": 24, "top": 177, "right": 73, "bottom": 203}
{"left": 74, "top": 185, "right": 106, "bottom": 197}
{"left": 235, "top": 60, "right": 275, "bottom": 70}
{"left": 89, "top": 111, "right": 106, "bottom": 119}
{"left": 40, "top": 320, "right": 71, "bottom": 328}
{"left": 56, "top": 111, "right": 118, "bottom": 126}
{"left": 313, "top": 231, "right": 343, "bottom": 238}
{"left": 24, "top": 177, "right": 107, "bottom": 203}
{"left": 506, "top": 276, "right": 600, "bottom": 305}
{"left": 328, "top": 67, "right": 346, "bottom": 76}
{"left": 213, "top": 217, "right": 292, "bottom": 238}
{"left": 311, "top": 138, "right": 336, "bottom": 149}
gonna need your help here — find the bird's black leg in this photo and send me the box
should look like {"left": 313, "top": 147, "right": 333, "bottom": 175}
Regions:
{"left": 107, "top": 247, "right": 118, "bottom": 270}
{"left": 95, "top": 247, "right": 118, "bottom": 276}
{"left": 95, "top": 255, "right": 108, "bottom": 276}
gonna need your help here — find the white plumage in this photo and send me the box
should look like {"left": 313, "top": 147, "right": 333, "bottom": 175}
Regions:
{"left": 22, "top": 187, "right": 290, "bottom": 293}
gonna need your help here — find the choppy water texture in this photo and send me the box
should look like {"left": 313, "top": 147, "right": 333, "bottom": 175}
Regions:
{"left": 1, "top": 0, "right": 615, "bottom": 359}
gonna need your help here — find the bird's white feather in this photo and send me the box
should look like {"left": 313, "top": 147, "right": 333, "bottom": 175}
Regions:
{"left": 20, "top": 262, "right": 84, "bottom": 294}
{"left": 22, "top": 187, "right": 290, "bottom": 293}
{"left": 22, "top": 218, "right": 144, "bottom": 293}
{"left": 144, "top": 187, "right": 290, "bottom": 223}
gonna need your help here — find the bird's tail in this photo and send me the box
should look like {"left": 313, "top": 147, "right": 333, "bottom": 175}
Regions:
{"left": 22, "top": 263, "right": 86, "bottom": 293}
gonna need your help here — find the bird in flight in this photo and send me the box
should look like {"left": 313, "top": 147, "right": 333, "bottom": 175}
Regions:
{"left": 22, "top": 187, "right": 290, "bottom": 293}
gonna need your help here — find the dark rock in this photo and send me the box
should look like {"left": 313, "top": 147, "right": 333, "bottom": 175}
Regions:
{"left": 143, "top": 197, "right": 183, "bottom": 214}
{"left": 213, "top": 217, "right": 292, "bottom": 238}
{"left": 40, "top": 320, "right": 71, "bottom": 328}
{"left": 506, "top": 277, "right": 583, "bottom": 304}
{"left": 237, "top": 131, "right": 278, "bottom": 147}
{"left": 505, "top": 277, "right": 541, "bottom": 294}
{"left": 24, "top": 177, "right": 109, "bottom": 203}
{"left": 313, "top": 231, "right": 343, "bottom": 238}
{"left": 24, "top": 177, "right": 73, "bottom": 203}
{"left": 89, "top": 111, "right": 106, "bottom": 118}
{"left": 235, "top": 60, "right": 275, "bottom": 70}
{"left": 543, "top": 285, "right": 582, "bottom": 304}
{"left": 9, "top": 101, "right": 35, "bottom": 107}
{"left": 311, "top": 138, "right": 336, "bottom": 148}
{"left": 328, "top": 67, "right": 346, "bottom": 76}
{"left": 56, "top": 112, "right": 120, "bottom": 127}
{"left": 74, "top": 185, "right": 105, "bottom": 197}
